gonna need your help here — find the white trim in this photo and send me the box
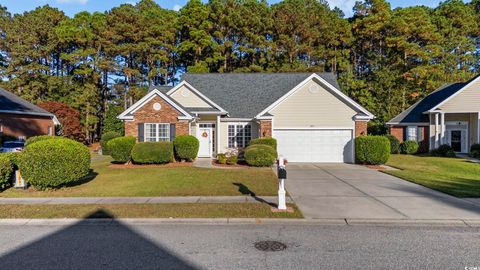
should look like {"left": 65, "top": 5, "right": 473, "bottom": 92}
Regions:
{"left": 118, "top": 89, "right": 193, "bottom": 120}
{"left": 227, "top": 122, "right": 252, "bottom": 148}
{"left": 166, "top": 81, "right": 228, "bottom": 114}
{"left": 273, "top": 127, "right": 354, "bottom": 130}
{"left": 477, "top": 112, "right": 480, "bottom": 144}
{"left": 445, "top": 121, "right": 469, "bottom": 153}
{"left": 255, "top": 73, "right": 375, "bottom": 120}
{"left": 386, "top": 122, "right": 429, "bottom": 126}
{"left": 429, "top": 75, "right": 480, "bottom": 111}
{"left": 220, "top": 118, "right": 253, "bottom": 122}
{"left": 216, "top": 115, "right": 221, "bottom": 155}
{"left": 144, "top": 123, "right": 170, "bottom": 142}
{"left": 191, "top": 111, "right": 227, "bottom": 115}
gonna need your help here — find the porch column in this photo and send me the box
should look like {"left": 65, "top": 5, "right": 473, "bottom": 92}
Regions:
{"left": 216, "top": 115, "right": 221, "bottom": 155}
{"left": 478, "top": 112, "right": 480, "bottom": 144}
{"left": 440, "top": 112, "right": 445, "bottom": 145}
{"left": 434, "top": 113, "right": 439, "bottom": 148}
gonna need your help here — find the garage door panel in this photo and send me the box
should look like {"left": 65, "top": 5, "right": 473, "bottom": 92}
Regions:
{"left": 274, "top": 129, "right": 353, "bottom": 163}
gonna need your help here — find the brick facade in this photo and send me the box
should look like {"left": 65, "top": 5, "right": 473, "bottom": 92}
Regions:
{"left": 124, "top": 95, "right": 190, "bottom": 140}
{"left": 259, "top": 120, "right": 272, "bottom": 137}
{"left": 0, "top": 113, "right": 54, "bottom": 138}
{"left": 389, "top": 126, "right": 404, "bottom": 143}
{"left": 389, "top": 125, "right": 430, "bottom": 153}
{"left": 355, "top": 121, "right": 368, "bottom": 137}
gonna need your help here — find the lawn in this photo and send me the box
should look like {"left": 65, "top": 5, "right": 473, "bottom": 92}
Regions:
{"left": 0, "top": 155, "right": 278, "bottom": 197}
{"left": 386, "top": 154, "right": 480, "bottom": 197}
{"left": 0, "top": 203, "right": 302, "bottom": 219}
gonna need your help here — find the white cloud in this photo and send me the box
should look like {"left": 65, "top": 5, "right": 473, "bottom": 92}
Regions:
{"left": 55, "top": 0, "right": 89, "bottom": 4}
{"left": 173, "top": 4, "right": 182, "bottom": 11}
{"left": 327, "top": 0, "right": 357, "bottom": 17}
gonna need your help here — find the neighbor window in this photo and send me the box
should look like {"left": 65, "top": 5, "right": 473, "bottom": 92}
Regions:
{"left": 407, "top": 126, "right": 418, "bottom": 142}
{"left": 228, "top": 124, "right": 252, "bottom": 148}
{"left": 145, "top": 123, "right": 170, "bottom": 142}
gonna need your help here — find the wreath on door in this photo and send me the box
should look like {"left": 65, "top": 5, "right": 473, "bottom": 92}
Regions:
{"left": 202, "top": 132, "right": 208, "bottom": 138}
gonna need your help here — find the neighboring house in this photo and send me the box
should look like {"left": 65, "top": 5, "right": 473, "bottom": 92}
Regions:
{"left": 387, "top": 74, "right": 480, "bottom": 153}
{"left": 118, "top": 73, "right": 374, "bottom": 163}
{"left": 0, "top": 88, "right": 58, "bottom": 139}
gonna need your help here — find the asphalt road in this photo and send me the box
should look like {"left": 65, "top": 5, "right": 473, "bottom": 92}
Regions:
{"left": 0, "top": 221, "right": 479, "bottom": 270}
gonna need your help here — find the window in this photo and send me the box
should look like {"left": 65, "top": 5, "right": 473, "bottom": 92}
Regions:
{"left": 145, "top": 123, "right": 170, "bottom": 142}
{"left": 228, "top": 124, "right": 252, "bottom": 148}
{"left": 407, "top": 126, "right": 418, "bottom": 142}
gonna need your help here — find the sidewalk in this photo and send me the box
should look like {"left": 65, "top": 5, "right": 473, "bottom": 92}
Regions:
{"left": 0, "top": 196, "right": 293, "bottom": 205}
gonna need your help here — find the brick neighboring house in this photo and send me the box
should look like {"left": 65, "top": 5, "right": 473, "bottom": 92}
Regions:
{"left": 119, "top": 73, "right": 375, "bottom": 163}
{"left": 387, "top": 74, "right": 480, "bottom": 153}
{"left": 0, "top": 88, "right": 59, "bottom": 140}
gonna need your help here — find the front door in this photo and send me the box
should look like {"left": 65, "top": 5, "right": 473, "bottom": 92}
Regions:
{"left": 198, "top": 127, "right": 213, "bottom": 157}
{"left": 450, "top": 130, "right": 462, "bottom": 152}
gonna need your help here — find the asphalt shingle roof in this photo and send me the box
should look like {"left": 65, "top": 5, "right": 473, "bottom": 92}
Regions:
{"left": 181, "top": 73, "right": 341, "bottom": 118}
{"left": 0, "top": 88, "right": 53, "bottom": 116}
{"left": 388, "top": 83, "right": 466, "bottom": 124}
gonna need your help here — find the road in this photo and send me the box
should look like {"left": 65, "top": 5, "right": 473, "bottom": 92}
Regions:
{"left": 0, "top": 221, "right": 479, "bottom": 269}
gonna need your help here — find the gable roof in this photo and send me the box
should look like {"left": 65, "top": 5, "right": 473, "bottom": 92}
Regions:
{"left": 181, "top": 73, "right": 342, "bottom": 118}
{"left": 387, "top": 83, "right": 467, "bottom": 124}
{"left": 118, "top": 89, "right": 194, "bottom": 120}
{"left": 0, "top": 88, "right": 55, "bottom": 117}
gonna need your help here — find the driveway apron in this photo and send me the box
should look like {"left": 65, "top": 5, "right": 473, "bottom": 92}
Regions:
{"left": 286, "top": 163, "right": 480, "bottom": 220}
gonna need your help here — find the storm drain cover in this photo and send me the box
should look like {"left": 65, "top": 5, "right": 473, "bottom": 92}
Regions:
{"left": 254, "top": 241, "right": 287, "bottom": 252}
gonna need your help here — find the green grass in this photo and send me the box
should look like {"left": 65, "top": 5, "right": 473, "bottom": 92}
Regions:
{"left": 0, "top": 155, "right": 278, "bottom": 197}
{"left": 0, "top": 203, "right": 302, "bottom": 219}
{"left": 386, "top": 154, "right": 480, "bottom": 197}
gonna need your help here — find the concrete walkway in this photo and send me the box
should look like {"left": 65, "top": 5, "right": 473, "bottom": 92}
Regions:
{"left": 193, "top": 158, "right": 214, "bottom": 168}
{"left": 286, "top": 163, "right": 480, "bottom": 220}
{"left": 0, "top": 196, "right": 292, "bottom": 205}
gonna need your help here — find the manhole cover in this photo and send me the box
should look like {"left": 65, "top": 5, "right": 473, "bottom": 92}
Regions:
{"left": 254, "top": 241, "right": 287, "bottom": 252}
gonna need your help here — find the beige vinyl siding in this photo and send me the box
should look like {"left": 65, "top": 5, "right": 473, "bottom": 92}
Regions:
{"left": 218, "top": 121, "right": 259, "bottom": 153}
{"left": 440, "top": 79, "right": 480, "bottom": 112}
{"left": 269, "top": 80, "right": 356, "bottom": 128}
{"left": 170, "top": 85, "right": 212, "bottom": 108}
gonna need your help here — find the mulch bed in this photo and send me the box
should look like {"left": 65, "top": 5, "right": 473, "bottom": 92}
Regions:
{"left": 365, "top": 165, "right": 386, "bottom": 171}
{"left": 109, "top": 162, "right": 193, "bottom": 169}
{"left": 211, "top": 160, "right": 251, "bottom": 169}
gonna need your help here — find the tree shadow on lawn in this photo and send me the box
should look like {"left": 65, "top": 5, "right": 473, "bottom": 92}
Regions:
{"left": 0, "top": 210, "right": 199, "bottom": 270}
{"left": 233, "top": 182, "right": 277, "bottom": 207}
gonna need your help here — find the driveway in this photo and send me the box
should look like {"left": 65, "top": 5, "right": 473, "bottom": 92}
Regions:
{"left": 286, "top": 163, "right": 480, "bottom": 220}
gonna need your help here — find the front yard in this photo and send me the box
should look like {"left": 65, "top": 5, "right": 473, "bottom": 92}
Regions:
{"left": 0, "top": 155, "right": 278, "bottom": 198}
{"left": 386, "top": 154, "right": 480, "bottom": 197}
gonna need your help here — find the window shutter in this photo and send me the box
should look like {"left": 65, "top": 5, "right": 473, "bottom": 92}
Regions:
{"left": 138, "top": 123, "right": 144, "bottom": 142}
{"left": 170, "top": 124, "right": 176, "bottom": 141}
{"left": 402, "top": 127, "right": 407, "bottom": 141}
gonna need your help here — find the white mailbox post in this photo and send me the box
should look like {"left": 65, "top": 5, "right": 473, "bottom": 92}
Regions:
{"left": 277, "top": 156, "right": 287, "bottom": 210}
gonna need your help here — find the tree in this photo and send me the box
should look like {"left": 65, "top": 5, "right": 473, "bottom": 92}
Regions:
{"left": 37, "top": 101, "right": 85, "bottom": 142}
{"left": 103, "top": 103, "right": 125, "bottom": 135}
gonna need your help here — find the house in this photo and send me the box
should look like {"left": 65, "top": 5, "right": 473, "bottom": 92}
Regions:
{"left": 387, "top": 74, "right": 480, "bottom": 153}
{"left": 118, "top": 73, "right": 374, "bottom": 163}
{"left": 0, "top": 88, "right": 58, "bottom": 139}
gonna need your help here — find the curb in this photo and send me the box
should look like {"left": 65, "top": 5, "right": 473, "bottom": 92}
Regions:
{"left": 1, "top": 218, "right": 480, "bottom": 227}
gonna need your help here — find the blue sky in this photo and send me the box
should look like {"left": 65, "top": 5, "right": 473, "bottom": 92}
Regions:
{"left": 2, "top": 0, "right": 444, "bottom": 18}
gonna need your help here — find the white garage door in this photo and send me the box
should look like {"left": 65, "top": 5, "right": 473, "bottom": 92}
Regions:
{"left": 274, "top": 129, "right": 354, "bottom": 163}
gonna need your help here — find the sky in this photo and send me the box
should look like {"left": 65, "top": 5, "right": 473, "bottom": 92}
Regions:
{"left": 1, "top": 0, "right": 444, "bottom": 18}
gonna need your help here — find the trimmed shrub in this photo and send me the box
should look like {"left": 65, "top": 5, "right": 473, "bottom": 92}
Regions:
{"left": 245, "top": 144, "right": 277, "bottom": 167}
{"left": 0, "top": 155, "right": 13, "bottom": 190}
{"left": 470, "top": 144, "right": 480, "bottom": 153}
{"left": 100, "top": 131, "right": 121, "bottom": 155}
{"left": 400, "top": 140, "right": 419, "bottom": 155}
{"left": 1, "top": 152, "right": 20, "bottom": 170}
{"left": 227, "top": 155, "right": 238, "bottom": 165}
{"left": 249, "top": 137, "right": 277, "bottom": 151}
{"left": 355, "top": 136, "right": 390, "bottom": 165}
{"left": 430, "top": 144, "right": 454, "bottom": 157}
{"left": 384, "top": 134, "right": 400, "bottom": 154}
{"left": 470, "top": 150, "right": 480, "bottom": 159}
{"left": 217, "top": 154, "right": 227, "bottom": 164}
{"left": 25, "top": 135, "right": 59, "bottom": 146}
{"left": 106, "top": 136, "right": 136, "bottom": 163}
{"left": 18, "top": 138, "right": 90, "bottom": 190}
{"left": 131, "top": 142, "right": 173, "bottom": 164}
{"left": 173, "top": 135, "right": 199, "bottom": 161}
{"left": 446, "top": 150, "right": 456, "bottom": 158}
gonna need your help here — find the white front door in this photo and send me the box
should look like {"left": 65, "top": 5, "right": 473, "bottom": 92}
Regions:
{"left": 446, "top": 121, "right": 468, "bottom": 153}
{"left": 198, "top": 127, "right": 213, "bottom": 157}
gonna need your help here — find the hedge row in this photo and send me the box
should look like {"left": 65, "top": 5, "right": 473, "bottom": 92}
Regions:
{"left": 25, "top": 135, "right": 60, "bottom": 146}
{"left": 100, "top": 131, "right": 121, "bottom": 155}
{"left": 249, "top": 137, "right": 277, "bottom": 151}
{"left": 244, "top": 144, "right": 277, "bottom": 167}
{"left": 0, "top": 155, "right": 13, "bottom": 190}
{"left": 132, "top": 142, "right": 173, "bottom": 164}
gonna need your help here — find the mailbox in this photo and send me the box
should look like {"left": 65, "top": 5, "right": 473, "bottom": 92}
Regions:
{"left": 278, "top": 167, "right": 287, "bottom": 179}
